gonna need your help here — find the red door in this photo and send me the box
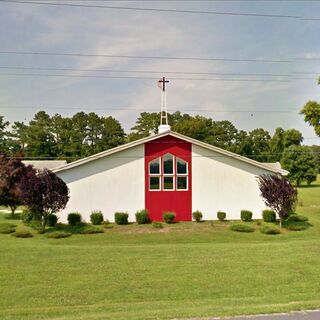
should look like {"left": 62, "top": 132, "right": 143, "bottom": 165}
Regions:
{"left": 145, "top": 135, "right": 192, "bottom": 221}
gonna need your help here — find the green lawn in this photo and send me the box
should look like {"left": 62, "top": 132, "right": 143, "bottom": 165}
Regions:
{"left": 0, "top": 177, "right": 319, "bottom": 320}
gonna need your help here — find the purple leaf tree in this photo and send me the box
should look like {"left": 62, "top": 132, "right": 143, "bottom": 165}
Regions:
{"left": 257, "top": 174, "right": 297, "bottom": 228}
{"left": 21, "top": 169, "right": 69, "bottom": 233}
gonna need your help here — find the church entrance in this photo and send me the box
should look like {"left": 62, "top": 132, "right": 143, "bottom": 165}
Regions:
{"left": 145, "top": 135, "right": 192, "bottom": 221}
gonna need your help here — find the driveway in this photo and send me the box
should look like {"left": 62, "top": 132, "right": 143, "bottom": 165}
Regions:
{"left": 205, "top": 310, "right": 320, "bottom": 320}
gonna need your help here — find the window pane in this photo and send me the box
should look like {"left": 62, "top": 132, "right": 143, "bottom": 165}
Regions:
{"left": 177, "top": 158, "right": 187, "bottom": 174}
{"left": 163, "top": 154, "right": 173, "bottom": 174}
{"left": 177, "top": 176, "right": 187, "bottom": 190}
{"left": 149, "top": 177, "right": 160, "bottom": 190}
{"left": 149, "top": 158, "right": 160, "bottom": 174}
{"left": 163, "top": 177, "right": 174, "bottom": 190}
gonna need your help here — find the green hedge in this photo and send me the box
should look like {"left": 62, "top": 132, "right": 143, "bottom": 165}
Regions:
{"left": 262, "top": 210, "right": 276, "bottom": 223}
{"left": 135, "top": 209, "right": 150, "bottom": 224}
{"left": 192, "top": 210, "right": 203, "bottom": 222}
{"left": 217, "top": 211, "right": 226, "bottom": 221}
{"left": 260, "top": 226, "right": 280, "bottom": 235}
{"left": 241, "top": 210, "right": 253, "bottom": 222}
{"left": 67, "top": 213, "right": 82, "bottom": 226}
{"left": 163, "top": 212, "right": 176, "bottom": 224}
{"left": 230, "top": 223, "right": 254, "bottom": 233}
{"left": 115, "top": 212, "right": 129, "bottom": 225}
{"left": 90, "top": 211, "right": 104, "bottom": 225}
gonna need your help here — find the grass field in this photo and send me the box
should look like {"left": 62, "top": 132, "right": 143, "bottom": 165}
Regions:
{"left": 0, "top": 177, "right": 319, "bottom": 320}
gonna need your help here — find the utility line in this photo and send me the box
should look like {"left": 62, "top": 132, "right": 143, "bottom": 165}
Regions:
{"left": 0, "top": 50, "right": 291, "bottom": 63}
{"left": 0, "top": 106, "right": 301, "bottom": 112}
{"left": 0, "top": 66, "right": 292, "bottom": 77}
{"left": 0, "top": 0, "right": 303, "bottom": 19}
{"left": 0, "top": 72, "right": 292, "bottom": 82}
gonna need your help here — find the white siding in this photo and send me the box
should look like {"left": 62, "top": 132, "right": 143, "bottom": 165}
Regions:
{"left": 192, "top": 144, "right": 271, "bottom": 221}
{"left": 56, "top": 145, "right": 145, "bottom": 223}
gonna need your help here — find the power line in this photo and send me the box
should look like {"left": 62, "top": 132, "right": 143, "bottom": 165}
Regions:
{"left": 0, "top": 66, "right": 292, "bottom": 77}
{"left": 0, "top": 50, "right": 292, "bottom": 63}
{"left": 0, "top": 0, "right": 303, "bottom": 19}
{"left": 0, "top": 72, "right": 292, "bottom": 82}
{"left": 0, "top": 106, "right": 301, "bottom": 113}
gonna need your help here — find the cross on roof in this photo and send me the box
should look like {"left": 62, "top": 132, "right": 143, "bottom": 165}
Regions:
{"left": 158, "top": 77, "right": 169, "bottom": 92}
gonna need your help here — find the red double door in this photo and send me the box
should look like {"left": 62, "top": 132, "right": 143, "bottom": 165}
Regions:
{"left": 145, "top": 136, "right": 192, "bottom": 221}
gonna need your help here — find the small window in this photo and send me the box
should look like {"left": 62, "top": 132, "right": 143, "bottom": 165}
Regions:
{"left": 163, "top": 154, "right": 174, "bottom": 174}
{"left": 149, "top": 158, "right": 160, "bottom": 174}
{"left": 177, "top": 176, "right": 187, "bottom": 190}
{"left": 177, "top": 158, "right": 187, "bottom": 174}
{"left": 149, "top": 177, "right": 160, "bottom": 190}
{"left": 163, "top": 176, "right": 174, "bottom": 190}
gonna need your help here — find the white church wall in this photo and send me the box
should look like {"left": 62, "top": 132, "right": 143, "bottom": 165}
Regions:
{"left": 56, "top": 145, "right": 145, "bottom": 223}
{"left": 192, "top": 144, "right": 271, "bottom": 221}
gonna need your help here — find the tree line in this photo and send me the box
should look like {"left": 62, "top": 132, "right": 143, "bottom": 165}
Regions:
{"left": 0, "top": 110, "right": 319, "bottom": 186}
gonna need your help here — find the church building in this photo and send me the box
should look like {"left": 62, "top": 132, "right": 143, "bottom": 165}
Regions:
{"left": 53, "top": 78, "right": 287, "bottom": 222}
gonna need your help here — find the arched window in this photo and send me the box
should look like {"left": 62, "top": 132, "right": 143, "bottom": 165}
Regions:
{"left": 148, "top": 154, "right": 188, "bottom": 191}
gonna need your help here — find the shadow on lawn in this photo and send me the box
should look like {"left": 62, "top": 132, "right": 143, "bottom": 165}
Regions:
{"left": 47, "top": 223, "right": 104, "bottom": 234}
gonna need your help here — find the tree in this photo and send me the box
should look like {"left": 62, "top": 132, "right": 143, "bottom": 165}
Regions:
{"left": 20, "top": 169, "right": 69, "bottom": 233}
{"left": 281, "top": 145, "right": 318, "bottom": 186}
{"left": 0, "top": 154, "right": 34, "bottom": 216}
{"left": 300, "top": 101, "right": 320, "bottom": 137}
{"left": 257, "top": 174, "right": 297, "bottom": 228}
{"left": 0, "top": 116, "right": 13, "bottom": 154}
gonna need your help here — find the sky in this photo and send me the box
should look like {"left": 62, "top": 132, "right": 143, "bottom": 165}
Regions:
{"left": 0, "top": 0, "right": 320, "bottom": 145}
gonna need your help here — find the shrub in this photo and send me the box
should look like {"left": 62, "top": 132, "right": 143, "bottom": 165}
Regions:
{"left": 262, "top": 210, "right": 276, "bottom": 223}
{"left": 286, "top": 224, "right": 308, "bottom": 231}
{"left": 67, "top": 213, "right": 82, "bottom": 226}
{"left": 115, "top": 212, "right": 128, "bottom": 225}
{"left": 163, "top": 212, "right": 176, "bottom": 224}
{"left": 286, "top": 214, "right": 308, "bottom": 222}
{"left": 135, "top": 209, "right": 150, "bottom": 224}
{"left": 90, "top": 210, "right": 104, "bottom": 225}
{"left": 79, "top": 226, "right": 104, "bottom": 234}
{"left": 230, "top": 223, "right": 254, "bottom": 233}
{"left": 241, "top": 210, "right": 253, "bottom": 222}
{"left": 152, "top": 221, "right": 163, "bottom": 229}
{"left": 46, "top": 231, "right": 72, "bottom": 239}
{"left": 21, "top": 208, "right": 40, "bottom": 226}
{"left": 217, "top": 211, "right": 226, "bottom": 221}
{"left": 46, "top": 214, "right": 58, "bottom": 227}
{"left": 0, "top": 223, "right": 16, "bottom": 234}
{"left": 192, "top": 210, "right": 203, "bottom": 222}
{"left": 260, "top": 226, "right": 280, "bottom": 235}
{"left": 11, "top": 229, "right": 33, "bottom": 238}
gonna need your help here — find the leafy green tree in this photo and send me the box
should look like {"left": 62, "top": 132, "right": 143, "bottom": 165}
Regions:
{"left": 300, "top": 101, "right": 320, "bottom": 137}
{"left": 247, "top": 128, "right": 271, "bottom": 161}
{"left": 309, "top": 145, "right": 320, "bottom": 173}
{"left": 281, "top": 145, "right": 318, "bottom": 186}
{"left": 0, "top": 116, "right": 11, "bottom": 154}
{"left": 24, "top": 111, "right": 57, "bottom": 158}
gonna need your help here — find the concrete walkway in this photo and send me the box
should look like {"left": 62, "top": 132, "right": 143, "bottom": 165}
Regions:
{"left": 206, "top": 310, "right": 320, "bottom": 320}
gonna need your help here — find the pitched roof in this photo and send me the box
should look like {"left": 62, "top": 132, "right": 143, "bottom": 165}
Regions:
{"left": 53, "top": 131, "right": 288, "bottom": 175}
{"left": 22, "top": 160, "right": 67, "bottom": 171}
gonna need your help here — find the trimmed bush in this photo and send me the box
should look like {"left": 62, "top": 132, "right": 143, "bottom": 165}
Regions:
{"left": 260, "top": 226, "right": 280, "bottom": 235}
{"left": 241, "top": 210, "right": 253, "bottom": 222}
{"left": 79, "top": 226, "right": 104, "bottom": 234}
{"left": 0, "top": 223, "right": 16, "bottom": 234}
{"left": 163, "top": 212, "right": 176, "bottom": 224}
{"left": 286, "top": 224, "right": 308, "bottom": 231}
{"left": 46, "top": 214, "right": 58, "bottom": 227}
{"left": 67, "top": 213, "right": 82, "bottom": 226}
{"left": 90, "top": 210, "right": 104, "bottom": 225}
{"left": 192, "top": 210, "right": 203, "bottom": 222}
{"left": 152, "top": 221, "right": 163, "bottom": 229}
{"left": 230, "top": 223, "right": 254, "bottom": 233}
{"left": 11, "top": 229, "right": 33, "bottom": 238}
{"left": 46, "top": 231, "right": 72, "bottom": 239}
{"left": 115, "top": 212, "right": 128, "bottom": 225}
{"left": 286, "top": 214, "right": 308, "bottom": 223}
{"left": 135, "top": 209, "right": 150, "bottom": 224}
{"left": 262, "top": 210, "right": 276, "bottom": 223}
{"left": 217, "top": 211, "right": 226, "bottom": 221}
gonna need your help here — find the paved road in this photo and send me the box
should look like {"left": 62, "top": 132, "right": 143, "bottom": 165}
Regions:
{"left": 212, "top": 310, "right": 320, "bottom": 320}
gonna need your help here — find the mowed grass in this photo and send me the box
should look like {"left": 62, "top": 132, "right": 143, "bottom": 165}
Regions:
{"left": 0, "top": 177, "right": 320, "bottom": 320}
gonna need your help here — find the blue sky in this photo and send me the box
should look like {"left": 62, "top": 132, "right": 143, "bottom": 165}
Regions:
{"left": 0, "top": 0, "right": 320, "bottom": 144}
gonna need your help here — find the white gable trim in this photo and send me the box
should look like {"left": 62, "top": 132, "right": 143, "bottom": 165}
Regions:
{"left": 53, "top": 131, "right": 288, "bottom": 175}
